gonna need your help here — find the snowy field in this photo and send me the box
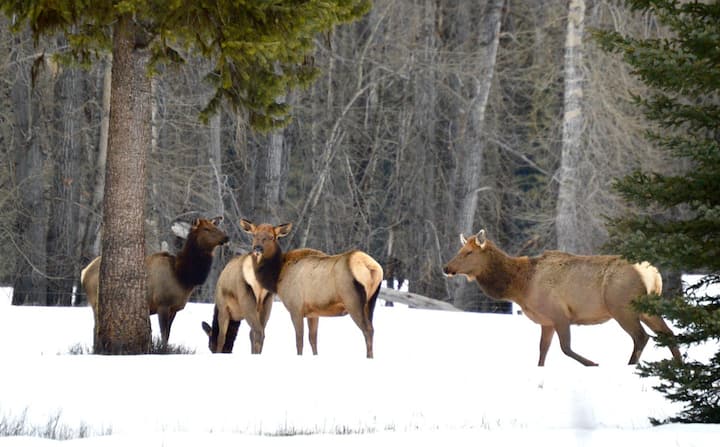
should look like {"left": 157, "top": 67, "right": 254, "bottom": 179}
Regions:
{"left": 0, "top": 284, "right": 718, "bottom": 446}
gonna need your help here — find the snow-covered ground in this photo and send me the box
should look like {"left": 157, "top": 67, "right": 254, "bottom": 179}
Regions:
{"left": 0, "top": 285, "right": 717, "bottom": 446}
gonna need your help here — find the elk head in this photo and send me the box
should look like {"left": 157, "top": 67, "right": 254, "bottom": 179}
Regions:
{"left": 239, "top": 219, "right": 292, "bottom": 262}
{"left": 191, "top": 216, "right": 229, "bottom": 252}
{"left": 443, "top": 229, "right": 488, "bottom": 282}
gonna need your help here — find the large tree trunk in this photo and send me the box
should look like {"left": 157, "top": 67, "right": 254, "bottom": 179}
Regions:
{"left": 10, "top": 33, "right": 49, "bottom": 306}
{"left": 94, "top": 15, "right": 152, "bottom": 354}
{"left": 556, "top": 0, "right": 586, "bottom": 254}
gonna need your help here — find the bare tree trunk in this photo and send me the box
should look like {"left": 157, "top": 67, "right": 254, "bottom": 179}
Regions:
{"left": 263, "top": 125, "right": 284, "bottom": 221}
{"left": 95, "top": 15, "right": 152, "bottom": 354}
{"left": 46, "top": 63, "right": 87, "bottom": 306}
{"left": 145, "top": 76, "right": 162, "bottom": 253}
{"left": 84, "top": 55, "right": 111, "bottom": 259}
{"left": 456, "top": 0, "right": 503, "bottom": 236}
{"left": 195, "top": 110, "right": 224, "bottom": 303}
{"left": 451, "top": 0, "right": 504, "bottom": 310}
{"left": 556, "top": 0, "right": 586, "bottom": 254}
{"left": 10, "top": 34, "right": 49, "bottom": 306}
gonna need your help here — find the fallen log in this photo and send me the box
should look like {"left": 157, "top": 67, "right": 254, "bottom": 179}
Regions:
{"left": 378, "top": 288, "right": 459, "bottom": 311}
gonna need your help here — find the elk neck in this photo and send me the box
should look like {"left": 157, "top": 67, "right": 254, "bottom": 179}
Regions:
{"left": 253, "top": 245, "right": 284, "bottom": 294}
{"left": 174, "top": 233, "right": 214, "bottom": 289}
{"left": 474, "top": 241, "right": 534, "bottom": 305}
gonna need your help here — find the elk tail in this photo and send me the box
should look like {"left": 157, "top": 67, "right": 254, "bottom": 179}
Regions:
{"left": 348, "top": 251, "right": 384, "bottom": 323}
{"left": 633, "top": 261, "right": 663, "bottom": 295}
{"left": 367, "top": 282, "right": 381, "bottom": 323}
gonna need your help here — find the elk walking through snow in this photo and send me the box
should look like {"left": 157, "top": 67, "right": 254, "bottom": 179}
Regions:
{"left": 443, "top": 229, "right": 682, "bottom": 366}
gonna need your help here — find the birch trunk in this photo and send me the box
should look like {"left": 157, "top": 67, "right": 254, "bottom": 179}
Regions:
{"left": 145, "top": 77, "right": 161, "bottom": 252}
{"left": 556, "top": 0, "right": 586, "bottom": 254}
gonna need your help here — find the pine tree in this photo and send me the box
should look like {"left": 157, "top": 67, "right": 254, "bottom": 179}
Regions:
{"left": 594, "top": 0, "right": 720, "bottom": 423}
{"left": 0, "top": 0, "right": 370, "bottom": 354}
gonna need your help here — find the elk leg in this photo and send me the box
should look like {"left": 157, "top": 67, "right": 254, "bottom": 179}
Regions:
{"left": 224, "top": 319, "right": 241, "bottom": 353}
{"left": 307, "top": 317, "right": 319, "bottom": 355}
{"left": 216, "top": 308, "right": 230, "bottom": 354}
{"left": 639, "top": 314, "right": 682, "bottom": 363}
{"left": 248, "top": 326, "right": 263, "bottom": 354}
{"left": 158, "top": 307, "right": 171, "bottom": 347}
{"left": 259, "top": 296, "right": 273, "bottom": 327}
{"left": 290, "top": 313, "right": 305, "bottom": 355}
{"left": 538, "top": 325, "right": 555, "bottom": 366}
{"left": 348, "top": 309, "right": 374, "bottom": 359}
{"left": 555, "top": 322, "right": 597, "bottom": 366}
{"left": 614, "top": 314, "right": 650, "bottom": 365}
{"left": 246, "top": 314, "right": 264, "bottom": 354}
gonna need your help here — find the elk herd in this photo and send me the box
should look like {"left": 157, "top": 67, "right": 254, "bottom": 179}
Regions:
{"left": 81, "top": 217, "right": 683, "bottom": 366}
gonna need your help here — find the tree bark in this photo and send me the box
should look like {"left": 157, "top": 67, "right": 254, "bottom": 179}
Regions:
{"left": 94, "top": 15, "right": 152, "bottom": 354}
{"left": 556, "top": 0, "right": 586, "bottom": 253}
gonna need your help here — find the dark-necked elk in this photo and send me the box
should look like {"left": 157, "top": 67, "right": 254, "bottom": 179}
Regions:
{"left": 443, "top": 230, "right": 682, "bottom": 366}
{"left": 201, "top": 253, "right": 273, "bottom": 353}
{"left": 240, "top": 219, "right": 383, "bottom": 358}
{"left": 81, "top": 217, "right": 228, "bottom": 346}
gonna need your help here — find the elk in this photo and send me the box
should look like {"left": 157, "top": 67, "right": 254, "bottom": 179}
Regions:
{"left": 81, "top": 217, "right": 228, "bottom": 346}
{"left": 201, "top": 253, "right": 273, "bottom": 354}
{"left": 239, "top": 219, "right": 383, "bottom": 358}
{"left": 443, "top": 229, "right": 682, "bottom": 366}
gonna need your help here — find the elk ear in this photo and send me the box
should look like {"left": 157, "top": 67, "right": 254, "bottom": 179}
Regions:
{"left": 201, "top": 321, "right": 212, "bottom": 336}
{"left": 459, "top": 233, "right": 467, "bottom": 246}
{"left": 211, "top": 216, "right": 223, "bottom": 226}
{"left": 275, "top": 223, "right": 293, "bottom": 239}
{"left": 474, "top": 229, "right": 487, "bottom": 248}
{"left": 239, "top": 219, "right": 255, "bottom": 233}
{"left": 191, "top": 218, "right": 201, "bottom": 228}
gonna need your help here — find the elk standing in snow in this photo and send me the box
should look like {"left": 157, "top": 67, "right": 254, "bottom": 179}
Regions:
{"left": 240, "top": 219, "right": 383, "bottom": 358}
{"left": 201, "top": 253, "right": 273, "bottom": 353}
{"left": 82, "top": 217, "right": 228, "bottom": 346}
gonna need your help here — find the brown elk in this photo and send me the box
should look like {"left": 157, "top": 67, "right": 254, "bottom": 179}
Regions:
{"left": 201, "top": 253, "right": 273, "bottom": 354}
{"left": 81, "top": 217, "right": 228, "bottom": 346}
{"left": 240, "top": 219, "right": 383, "bottom": 358}
{"left": 443, "top": 229, "right": 682, "bottom": 366}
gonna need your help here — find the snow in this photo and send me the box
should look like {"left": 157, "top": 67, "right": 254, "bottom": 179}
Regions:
{"left": 0, "top": 285, "right": 718, "bottom": 446}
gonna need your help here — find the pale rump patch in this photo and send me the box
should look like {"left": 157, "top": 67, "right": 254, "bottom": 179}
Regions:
{"left": 243, "top": 255, "right": 268, "bottom": 305}
{"left": 348, "top": 251, "right": 383, "bottom": 298}
{"left": 633, "top": 261, "right": 663, "bottom": 295}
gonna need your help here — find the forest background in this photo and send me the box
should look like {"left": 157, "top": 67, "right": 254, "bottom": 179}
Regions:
{"left": 0, "top": 0, "right": 683, "bottom": 311}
